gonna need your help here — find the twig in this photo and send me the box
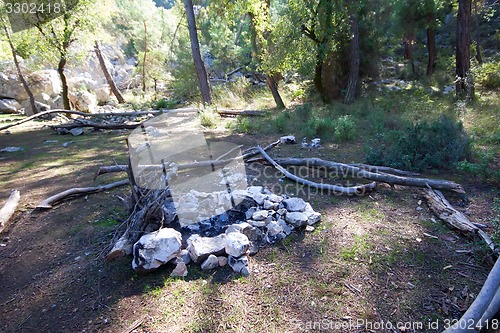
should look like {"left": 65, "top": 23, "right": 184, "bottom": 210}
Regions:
{"left": 121, "top": 316, "right": 146, "bottom": 333}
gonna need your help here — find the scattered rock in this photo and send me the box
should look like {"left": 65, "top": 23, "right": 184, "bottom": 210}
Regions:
{"left": 69, "top": 127, "right": 84, "bottom": 136}
{"left": 252, "top": 210, "right": 268, "bottom": 221}
{"left": 188, "top": 234, "right": 226, "bottom": 263}
{"left": 0, "top": 146, "right": 23, "bottom": 152}
{"left": 0, "top": 99, "right": 21, "bottom": 113}
{"left": 132, "top": 228, "right": 182, "bottom": 272}
{"left": 201, "top": 254, "right": 220, "bottom": 271}
{"left": 285, "top": 212, "right": 309, "bottom": 227}
{"left": 225, "top": 232, "right": 250, "bottom": 257}
{"left": 304, "top": 203, "right": 321, "bottom": 225}
{"left": 228, "top": 255, "right": 250, "bottom": 276}
{"left": 62, "top": 141, "right": 74, "bottom": 148}
{"left": 283, "top": 198, "right": 306, "bottom": 212}
{"left": 279, "top": 135, "right": 296, "bottom": 144}
{"left": 305, "top": 225, "right": 315, "bottom": 232}
{"left": 170, "top": 261, "right": 188, "bottom": 277}
{"left": 218, "top": 256, "right": 228, "bottom": 267}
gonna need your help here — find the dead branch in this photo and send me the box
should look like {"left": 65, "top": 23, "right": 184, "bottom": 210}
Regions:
{"left": 350, "top": 163, "right": 420, "bottom": 177}
{"left": 36, "top": 180, "right": 129, "bottom": 209}
{"left": 259, "top": 157, "right": 465, "bottom": 195}
{"left": 0, "top": 190, "right": 21, "bottom": 233}
{"left": 422, "top": 189, "right": 478, "bottom": 234}
{"left": 217, "top": 109, "right": 265, "bottom": 117}
{"left": 52, "top": 119, "right": 143, "bottom": 131}
{"left": 443, "top": 257, "right": 500, "bottom": 333}
{"left": 0, "top": 109, "right": 90, "bottom": 132}
{"left": 257, "top": 146, "right": 376, "bottom": 195}
{"left": 94, "top": 165, "right": 129, "bottom": 180}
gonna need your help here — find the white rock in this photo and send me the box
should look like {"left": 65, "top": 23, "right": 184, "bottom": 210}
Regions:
{"left": 283, "top": 198, "right": 307, "bottom": 212}
{"left": 304, "top": 203, "right": 321, "bottom": 225}
{"left": 201, "top": 254, "right": 220, "bottom": 271}
{"left": 247, "top": 220, "right": 267, "bottom": 228}
{"left": 247, "top": 186, "right": 263, "bottom": 195}
{"left": 179, "top": 249, "right": 191, "bottom": 265}
{"left": 0, "top": 146, "right": 23, "bottom": 152}
{"left": 263, "top": 200, "right": 279, "bottom": 210}
{"left": 132, "top": 228, "right": 182, "bottom": 272}
{"left": 285, "top": 212, "right": 309, "bottom": 227}
{"left": 305, "top": 225, "right": 315, "bottom": 232}
{"left": 276, "top": 218, "right": 292, "bottom": 235}
{"left": 267, "top": 221, "right": 283, "bottom": 236}
{"left": 69, "top": 91, "right": 97, "bottom": 113}
{"left": 252, "top": 210, "right": 268, "bottom": 221}
{"left": 94, "top": 85, "right": 111, "bottom": 104}
{"left": 188, "top": 234, "right": 226, "bottom": 263}
{"left": 225, "top": 232, "right": 250, "bottom": 257}
{"left": 252, "top": 192, "right": 266, "bottom": 205}
{"left": 228, "top": 255, "right": 250, "bottom": 276}
{"left": 0, "top": 99, "right": 21, "bottom": 113}
{"left": 279, "top": 135, "right": 296, "bottom": 144}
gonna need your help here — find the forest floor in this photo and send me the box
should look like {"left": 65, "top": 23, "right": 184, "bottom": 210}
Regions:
{"left": 0, "top": 115, "right": 498, "bottom": 333}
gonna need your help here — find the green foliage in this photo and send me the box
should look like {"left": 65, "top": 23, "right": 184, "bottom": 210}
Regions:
{"left": 456, "top": 148, "right": 500, "bottom": 184}
{"left": 475, "top": 61, "right": 500, "bottom": 89}
{"left": 229, "top": 115, "right": 260, "bottom": 134}
{"left": 199, "top": 108, "right": 220, "bottom": 128}
{"left": 365, "top": 116, "right": 471, "bottom": 171}
{"left": 152, "top": 98, "right": 177, "bottom": 109}
{"left": 492, "top": 197, "right": 500, "bottom": 244}
{"left": 334, "top": 115, "right": 357, "bottom": 142}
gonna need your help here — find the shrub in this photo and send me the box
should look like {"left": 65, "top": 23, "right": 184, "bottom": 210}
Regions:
{"left": 365, "top": 116, "right": 471, "bottom": 171}
{"left": 456, "top": 148, "right": 500, "bottom": 184}
{"left": 475, "top": 61, "right": 500, "bottom": 89}
{"left": 199, "top": 108, "right": 220, "bottom": 128}
{"left": 334, "top": 115, "right": 357, "bottom": 142}
{"left": 231, "top": 116, "right": 259, "bottom": 134}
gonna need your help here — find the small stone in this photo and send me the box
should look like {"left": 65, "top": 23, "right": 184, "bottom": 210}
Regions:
{"left": 228, "top": 255, "right": 250, "bottom": 275}
{"left": 225, "top": 232, "right": 250, "bottom": 257}
{"left": 240, "top": 225, "right": 264, "bottom": 242}
{"left": 305, "top": 225, "right": 315, "bottom": 232}
{"left": 188, "top": 234, "right": 226, "bottom": 264}
{"left": 304, "top": 203, "right": 321, "bottom": 225}
{"left": 247, "top": 220, "right": 267, "bottom": 228}
{"left": 132, "top": 228, "right": 182, "bottom": 272}
{"left": 252, "top": 210, "right": 268, "bottom": 221}
{"left": 252, "top": 192, "right": 266, "bottom": 205}
{"left": 0, "top": 146, "right": 23, "bottom": 152}
{"left": 283, "top": 198, "right": 307, "bottom": 212}
{"left": 218, "top": 256, "right": 228, "bottom": 267}
{"left": 263, "top": 200, "right": 278, "bottom": 210}
{"left": 62, "top": 141, "right": 74, "bottom": 148}
{"left": 201, "top": 255, "right": 219, "bottom": 271}
{"left": 245, "top": 207, "right": 257, "bottom": 220}
{"left": 285, "top": 212, "right": 308, "bottom": 227}
{"left": 267, "top": 221, "right": 283, "bottom": 237}
{"left": 248, "top": 242, "right": 259, "bottom": 256}
{"left": 69, "top": 127, "right": 84, "bottom": 136}
{"left": 268, "top": 194, "right": 283, "bottom": 203}
{"left": 179, "top": 249, "right": 191, "bottom": 265}
{"left": 171, "top": 261, "right": 188, "bottom": 277}
{"left": 416, "top": 207, "right": 424, "bottom": 211}
{"left": 279, "top": 135, "right": 296, "bottom": 144}
{"left": 276, "top": 208, "right": 287, "bottom": 216}
{"left": 276, "top": 218, "right": 293, "bottom": 236}
{"left": 247, "top": 186, "right": 263, "bottom": 195}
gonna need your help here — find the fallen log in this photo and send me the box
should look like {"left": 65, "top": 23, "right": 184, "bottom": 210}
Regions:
{"left": 257, "top": 146, "right": 377, "bottom": 195}
{"left": 94, "top": 165, "right": 129, "bottom": 180}
{"left": 0, "top": 190, "right": 21, "bottom": 233}
{"left": 36, "top": 180, "right": 129, "bottom": 209}
{"left": 257, "top": 157, "right": 465, "bottom": 196}
{"left": 52, "top": 120, "right": 143, "bottom": 131}
{"left": 350, "top": 163, "right": 420, "bottom": 177}
{"left": 0, "top": 109, "right": 91, "bottom": 132}
{"left": 443, "top": 256, "right": 500, "bottom": 333}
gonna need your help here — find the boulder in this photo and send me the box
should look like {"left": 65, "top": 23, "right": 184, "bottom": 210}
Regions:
{"left": 69, "top": 91, "right": 97, "bottom": 113}
{"left": 285, "top": 212, "right": 309, "bottom": 227}
{"left": 94, "top": 85, "right": 111, "bottom": 104}
{"left": 225, "top": 232, "right": 250, "bottom": 257}
{"left": 252, "top": 210, "right": 268, "bottom": 221}
{"left": 201, "top": 254, "right": 220, "bottom": 271}
{"left": 282, "top": 198, "right": 307, "bottom": 212}
{"left": 21, "top": 100, "right": 50, "bottom": 116}
{"left": 228, "top": 255, "right": 250, "bottom": 276}
{"left": 170, "top": 261, "right": 188, "bottom": 277}
{"left": 188, "top": 234, "right": 226, "bottom": 263}
{"left": 0, "top": 99, "right": 21, "bottom": 113}
{"left": 304, "top": 203, "right": 321, "bottom": 225}
{"left": 132, "top": 228, "right": 182, "bottom": 272}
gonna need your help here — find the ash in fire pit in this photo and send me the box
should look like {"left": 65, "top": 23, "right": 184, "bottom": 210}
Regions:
{"left": 131, "top": 186, "right": 321, "bottom": 275}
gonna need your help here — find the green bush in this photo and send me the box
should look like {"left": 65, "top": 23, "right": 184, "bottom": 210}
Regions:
{"left": 199, "top": 108, "right": 220, "bottom": 128}
{"left": 334, "top": 115, "right": 357, "bottom": 142}
{"left": 456, "top": 149, "right": 500, "bottom": 184}
{"left": 365, "top": 116, "right": 471, "bottom": 171}
{"left": 475, "top": 61, "right": 500, "bottom": 89}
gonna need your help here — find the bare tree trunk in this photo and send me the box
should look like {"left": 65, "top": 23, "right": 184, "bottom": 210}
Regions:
{"left": 142, "top": 21, "right": 148, "bottom": 93}
{"left": 94, "top": 41, "right": 125, "bottom": 104}
{"left": 266, "top": 75, "right": 285, "bottom": 110}
{"left": 1, "top": 19, "right": 37, "bottom": 116}
{"left": 456, "top": 0, "right": 472, "bottom": 95}
{"left": 345, "top": 6, "right": 360, "bottom": 104}
{"left": 57, "top": 57, "right": 71, "bottom": 111}
{"left": 234, "top": 14, "right": 247, "bottom": 45}
{"left": 184, "top": 0, "right": 212, "bottom": 105}
{"left": 426, "top": 12, "right": 437, "bottom": 76}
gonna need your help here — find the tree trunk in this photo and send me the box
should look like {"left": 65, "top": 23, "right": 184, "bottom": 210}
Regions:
{"left": 456, "top": 0, "right": 472, "bottom": 95}
{"left": 1, "top": 20, "right": 37, "bottom": 116}
{"left": 0, "top": 190, "right": 21, "bottom": 233}
{"left": 234, "top": 14, "right": 247, "bottom": 46}
{"left": 142, "top": 21, "right": 148, "bottom": 93}
{"left": 57, "top": 57, "right": 71, "bottom": 111}
{"left": 184, "top": 0, "right": 212, "bottom": 105}
{"left": 94, "top": 41, "right": 125, "bottom": 104}
{"left": 266, "top": 75, "right": 285, "bottom": 110}
{"left": 345, "top": 8, "right": 360, "bottom": 104}
{"left": 426, "top": 12, "right": 437, "bottom": 76}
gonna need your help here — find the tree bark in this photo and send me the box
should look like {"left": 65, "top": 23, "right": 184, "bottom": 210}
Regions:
{"left": 94, "top": 41, "right": 125, "bottom": 104}
{"left": 0, "top": 190, "right": 21, "bottom": 233}
{"left": 1, "top": 19, "right": 37, "bottom": 116}
{"left": 345, "top": 7, "right": 360, "bottom": 104}
{"left": 456, "top": 0, "right": 472, "bottom": 95}
{"left": 426, "top": 12, "right": 437, "bottom": 76}
{"left": 266, "top": 75, "right": 285, "bottom": 110}
{"left": 184, "top": 0, "right": 212, "bottom": 105}
{"left": 234, "top": 14, "right": 247, "bottom": 45}
{"left": 57, "top": 57, "right": 71, "bottom": 111}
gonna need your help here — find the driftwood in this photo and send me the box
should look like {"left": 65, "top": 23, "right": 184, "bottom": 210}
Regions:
{"left": 350, "top": 163, "right": 420, "bottom": 177}
{"left": 257, "top": 146, "right": 377, "bottom": 195}
{"left": 443, "top": 256, "right": 500, "bottom": 333}
{"left": 256, "top": 157, "right": 465, "bottom": 196}
{"left": 0, "top": 190, "right": 21, "bottom": 233}
{"left": 36, "top": 180, "right": 129, "bottom": 209}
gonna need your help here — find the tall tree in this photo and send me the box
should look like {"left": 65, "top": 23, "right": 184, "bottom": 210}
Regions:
{"left": 34, "top": 0, "right": 98, "bottom": 110}
{"left": 456, "top": 0, "right": 473, "bottom": 96}
{"left": 424, "top": 0, "right": 438, "bottom": 76}
{"left": 184, "top": 0, "right": 212, "bottom": 105}
{"left": 345, "top": 2, "right": 360, "bottom": 104}
{"left": 0, "top": 17, "right": 37, "bottom": 115}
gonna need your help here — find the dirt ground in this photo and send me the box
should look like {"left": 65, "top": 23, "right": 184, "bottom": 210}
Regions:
{"left": 0, "top": 120, "right": 498, "bottom": 333}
